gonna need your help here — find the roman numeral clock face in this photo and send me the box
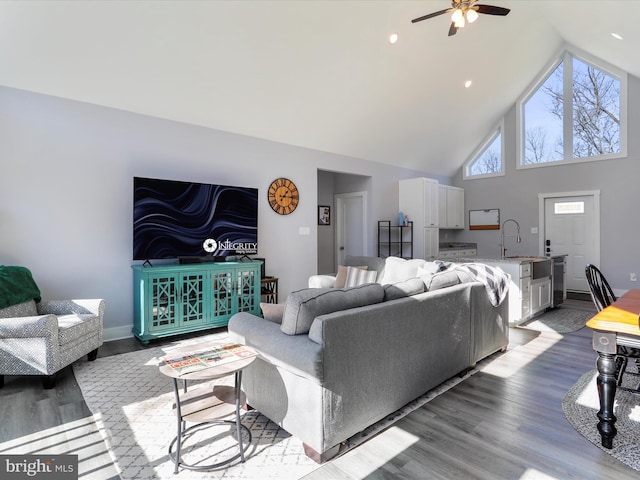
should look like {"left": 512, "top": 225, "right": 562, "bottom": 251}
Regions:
{"left": 268, "top": 177, "right": 299, "bottom": 215}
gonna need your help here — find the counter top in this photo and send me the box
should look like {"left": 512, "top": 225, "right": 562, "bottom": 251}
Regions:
{"left": 458, "top": 257, "right": 531, "bottom": 265}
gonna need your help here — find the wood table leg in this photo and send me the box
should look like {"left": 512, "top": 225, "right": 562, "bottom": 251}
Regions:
{"left": 596, "top": 351, "right": 617, "bottom": 449}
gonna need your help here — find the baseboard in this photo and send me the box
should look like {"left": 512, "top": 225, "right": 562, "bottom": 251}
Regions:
{"left": 103, "top": 325, "right": 133, "bottom": 342}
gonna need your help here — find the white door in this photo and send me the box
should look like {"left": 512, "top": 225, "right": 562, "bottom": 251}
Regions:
{"left": 335, "top": 192, "right": 367, "bottom": 269}
{"left": 542, "top": 193, "right": 599, "bottom": 293}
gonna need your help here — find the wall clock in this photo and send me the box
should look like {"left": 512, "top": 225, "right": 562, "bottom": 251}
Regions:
{"left": 268, "top": 177, "right": 299, "bottom": 215}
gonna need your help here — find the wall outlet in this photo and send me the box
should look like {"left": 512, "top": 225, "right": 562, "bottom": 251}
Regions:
{"left": 631, "top": 273, "right": 637, "bottom": 282}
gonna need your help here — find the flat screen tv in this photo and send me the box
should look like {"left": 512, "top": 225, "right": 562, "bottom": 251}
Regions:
{"left": 133, "top": 176, "right": 258, "bottom": 261}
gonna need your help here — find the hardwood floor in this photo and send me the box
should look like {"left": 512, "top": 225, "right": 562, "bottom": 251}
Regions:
{"left": 305, "top": 301, "right": 639, "bottom": 480}
{"left": 1, "top": 301, "right": 638, "bottom": 479}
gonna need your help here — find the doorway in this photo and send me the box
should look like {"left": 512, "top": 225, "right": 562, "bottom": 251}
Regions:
{"left": 335, "top": 192, "right": 368, "bottom": 269}
{"left": 539, "top": 191, "right": 600, "bottom": 293}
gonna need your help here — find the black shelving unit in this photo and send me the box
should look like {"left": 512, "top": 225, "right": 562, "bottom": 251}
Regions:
{"left": 377, "top": 220, "right": 413, "bottom": 259}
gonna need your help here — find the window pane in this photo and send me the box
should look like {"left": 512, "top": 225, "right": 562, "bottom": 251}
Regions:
{"left": 523, "top": 62, "right": 564, "bottom": 164}
{"left": 572, "top": 58, "right": 620, "bottom": 158}
{"left": 468, "top": 132, "right": 502, "bottom": 176}
{"left": 554, "top": 201, "right": 584, "bottom": 214}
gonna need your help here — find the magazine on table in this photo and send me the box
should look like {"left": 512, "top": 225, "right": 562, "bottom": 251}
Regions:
{"left": 161, "top": 343, "right": 257, "bottom": 375}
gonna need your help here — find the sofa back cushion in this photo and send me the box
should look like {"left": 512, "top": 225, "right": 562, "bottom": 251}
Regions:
{"left": 422, "top": 270, "right": 461, "bottom": 291}
{"left": 281, "top": 283, "right": 384, "bottom": 335}
{"left": 0, "top": 300, "right": 38, "bottom": 319}
{"left": 383, "top": 278, "right": 425, "bottom": 301}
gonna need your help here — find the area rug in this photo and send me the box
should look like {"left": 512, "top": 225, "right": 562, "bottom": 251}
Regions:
{"left": 562, "top": 368, "right": 640, "bottom": 472}
{"left": 519, "top": 305, "right": 594, "bottom": 333}
{"left": 73, "top": 332, "right": 481, "bottom": 480}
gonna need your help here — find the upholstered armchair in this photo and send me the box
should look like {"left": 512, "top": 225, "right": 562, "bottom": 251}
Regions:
{"left": 0, "top": 267, "right": 105, "bottom": 388}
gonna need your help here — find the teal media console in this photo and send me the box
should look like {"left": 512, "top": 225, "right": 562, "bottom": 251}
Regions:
{"left": 132, "top": 261, "right": 262, "bottom": 344}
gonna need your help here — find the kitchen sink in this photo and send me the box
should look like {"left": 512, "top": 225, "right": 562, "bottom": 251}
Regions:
{"left": 505, "top": 256, "right": 552, "bottom": 279}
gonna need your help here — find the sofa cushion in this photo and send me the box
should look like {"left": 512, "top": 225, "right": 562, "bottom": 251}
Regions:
{"left": 281, "top": 283, "right": 384, "bottom": 335}
{"left": 422, "top": 271, "right": 461, "bottom": 291}
{"left": 344, "top": 267, "right": 378, "bottom": 287}
{"left": 335, "top": 265, "right": 368, "bottom": 288}
{"left": 0, "top": 300, "right": 38, "bottom": 319}
{"left": 383, "top": 278, "right": 425, "bottom": 301}
{"left": 57, "top": 313, "right": 101, "bottom": 346}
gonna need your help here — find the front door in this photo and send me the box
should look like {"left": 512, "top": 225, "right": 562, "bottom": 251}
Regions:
{"left": 542, "top": 193, "right": 600, "bottom": 293}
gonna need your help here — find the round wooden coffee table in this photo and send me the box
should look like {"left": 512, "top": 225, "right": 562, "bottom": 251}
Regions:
{"left": 158, "top": 341, "right": 257, "bottom": 473}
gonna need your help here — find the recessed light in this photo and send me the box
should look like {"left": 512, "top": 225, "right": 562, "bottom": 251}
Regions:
{"left": 611, "top": 32, "right": 623, "bottom": 40}
{"left": 389, "top": 33, "right": 398, "bottom": 44}
{"left": 464, "top": 80, "right": 472, "bottom": 88}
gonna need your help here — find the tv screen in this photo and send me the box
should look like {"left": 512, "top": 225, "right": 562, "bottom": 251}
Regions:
{"left": 133, "top": 177, "right": 258, "bottom": 260}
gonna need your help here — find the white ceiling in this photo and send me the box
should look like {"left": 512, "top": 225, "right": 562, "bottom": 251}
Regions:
{"left": 1, "top": 1, "right": 639, "bottom": 177}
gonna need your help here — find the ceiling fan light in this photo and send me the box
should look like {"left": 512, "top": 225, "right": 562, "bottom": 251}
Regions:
{"left": 454, "top": 16, "right": 465, "bottom": 28}
{"left": 466, "top": 9, "right": 479, "bottom": 23}
{"left": 451, "top": 9, "right": 464, "bottom": 24}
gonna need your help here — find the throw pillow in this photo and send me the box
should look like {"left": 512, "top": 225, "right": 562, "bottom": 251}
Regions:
{"left": 260, "top": 302, "right": 285, "bottom": 324}
{"left": 344, "top": 267, "right": 378, "bottom": 287}
{"left": 379, "top": 257, "right": 430, "bottom": 284}
{"left": 416, "top": 262, "right": 440, "bottom": 277}
{"left": 334, "top": 265, "right": 368, "bottom": 288}
{"left": 383, "top": 278, "right": 425, "bottom": 301}
{"left": 280, "top": 283, "right": 384, "bottom": 335}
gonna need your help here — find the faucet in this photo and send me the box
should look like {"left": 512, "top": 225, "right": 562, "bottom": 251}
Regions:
{"left": 501, "top": 218, "right": 521, "bottom": 258}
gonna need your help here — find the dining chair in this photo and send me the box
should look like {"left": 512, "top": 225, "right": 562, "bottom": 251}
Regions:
{"left": 585, "top": 264, "right": 640, "bottom": 394}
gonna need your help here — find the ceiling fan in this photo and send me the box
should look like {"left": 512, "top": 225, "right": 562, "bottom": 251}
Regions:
{"left": 411, "top": 0, "right": 510, "bottom": 37}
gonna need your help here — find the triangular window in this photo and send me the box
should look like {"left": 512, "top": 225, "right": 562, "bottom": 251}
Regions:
{"left": 464, "top": 122, "right": 504, "bottom": 179}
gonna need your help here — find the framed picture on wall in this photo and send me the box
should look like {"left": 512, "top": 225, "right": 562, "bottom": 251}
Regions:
{"left": 318, "top": 206, "right": 330, "bottom": 225}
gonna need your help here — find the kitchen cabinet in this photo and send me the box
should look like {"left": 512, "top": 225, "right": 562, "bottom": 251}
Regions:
{"left": 424, "top": 228, "right": 439, "bottom": 259}
{"left": 438, "top": 185, "right": 465, "bottom": 229}
{"left": 438, "top": 248, "right": 477, "bottom": 260}
{"left": 531, "top": 277, "right": 552, "bottom": 314}
{"left": 399, "top": 178, "right": 439, "bottom": 259}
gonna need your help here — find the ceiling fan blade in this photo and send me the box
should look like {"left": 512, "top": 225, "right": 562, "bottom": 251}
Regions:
{"left": 411, "top": 8, "right": 451, "bottom": 23}
{"left": 448, "top": 22, "right": 458, "bottom": 36}
{"left": 475, "top": 4, "right": 511, "bottom": 16}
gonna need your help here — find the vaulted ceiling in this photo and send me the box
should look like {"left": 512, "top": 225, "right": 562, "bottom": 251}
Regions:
{"left": 1, "top": 1, "right": 638, "bottom": 177}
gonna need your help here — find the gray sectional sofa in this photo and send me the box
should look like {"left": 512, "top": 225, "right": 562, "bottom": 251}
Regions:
{"left": 228, "top": 255, "right": 509, "bottom": 462}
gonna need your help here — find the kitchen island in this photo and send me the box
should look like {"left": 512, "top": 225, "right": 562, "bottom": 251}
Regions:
{"left": 457, "top": 256, "right": 564, "bottom": 326}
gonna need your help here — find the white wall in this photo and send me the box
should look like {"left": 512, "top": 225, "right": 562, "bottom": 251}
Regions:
{"left": 0, "top": 86, "right": 429, "bottom": 340}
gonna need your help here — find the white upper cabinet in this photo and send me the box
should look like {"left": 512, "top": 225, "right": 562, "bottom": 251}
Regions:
{"left": 438, "top": 185, "right": 465, "bottom": 229}
{"left": 399, "top": 177, "right": 438, "bottom": 228}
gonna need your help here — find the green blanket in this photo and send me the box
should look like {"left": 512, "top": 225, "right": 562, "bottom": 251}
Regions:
{"left": 0, "top": 266, "right": 41, "bottom": 310}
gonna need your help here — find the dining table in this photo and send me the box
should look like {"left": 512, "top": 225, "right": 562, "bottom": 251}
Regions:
{"left": 586, "top": 289, "right": 640, "bottom": 448}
